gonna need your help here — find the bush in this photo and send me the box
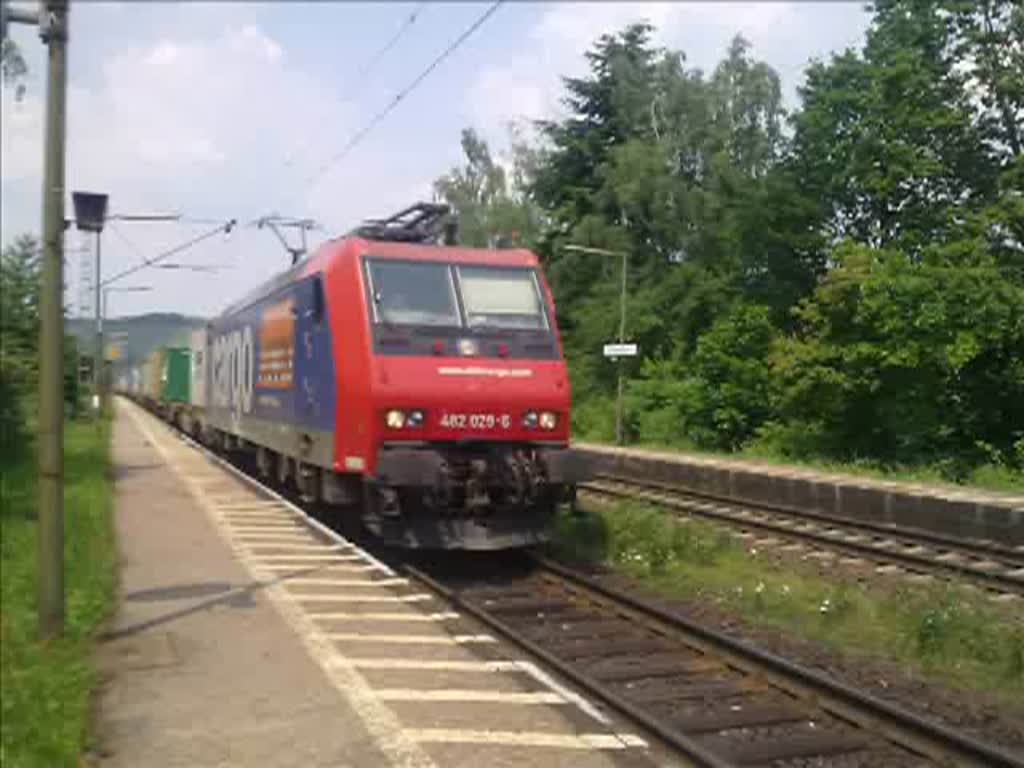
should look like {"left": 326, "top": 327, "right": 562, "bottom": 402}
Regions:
{"left": 628, "top": 304, "right": 778, "bottom": 451}
{"left": 627, "top": 357, "right": 690, "bottom": 446}
{"left": 772, "top": 242, "right": 1024, "bottom": 474}
{"left": 571, "top": 394, "right": 618, "bottom": 442}
{"left": 682, "top": 304, "right": 778, "bottom": 450}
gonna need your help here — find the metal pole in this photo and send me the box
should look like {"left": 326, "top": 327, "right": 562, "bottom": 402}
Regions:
{"left": 619, "top": 251, "right": 628, "bottom": 343}
{"left": 37, "top": 0, "right": 69, "bottom": 640}
{"left": 93, "top": 229, "right": 102, "bottom": 413}
{"left": 102, "top": 287, "right": 108, "bottom": 412}
{"left": 615, "top": 251, "right": 628, "bottom": 446}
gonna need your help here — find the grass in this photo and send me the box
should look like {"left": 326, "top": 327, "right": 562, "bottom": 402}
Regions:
{"left": 1, "top": 420, "right": 115, "bottom": 768}
{"left": 549, "top": 501, "right": 1024, "bottom": 701}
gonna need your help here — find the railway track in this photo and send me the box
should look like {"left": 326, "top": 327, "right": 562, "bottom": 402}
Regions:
{"left": 406, "top": 553, "right": 1024, "bottom": 768}
{"left": 581, "top": 474, "right": 1024, "bottom": 598}
{"left": 142, "top": 405, "right": 1023, "bottom": 767}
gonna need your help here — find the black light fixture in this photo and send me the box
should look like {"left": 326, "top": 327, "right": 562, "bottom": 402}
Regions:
{"left": 71, "top": 191, "right": 108, "bottom": 233}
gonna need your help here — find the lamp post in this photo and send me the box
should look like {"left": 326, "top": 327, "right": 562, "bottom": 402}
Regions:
{"left": 564, "top": 243, "right": 630, "bottom": 446}
{"left": 7, "top": 0, "right": 72, "bottom": 640}
{"left": 71, "top": 193, "right": 180, "bottom": 412}
{"left": 71, "top": 191, "right": 107, "bottom": 411}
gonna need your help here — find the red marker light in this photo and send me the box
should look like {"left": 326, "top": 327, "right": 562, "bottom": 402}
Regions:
{"left": 433, "top": 340, "right": 446, "bottom": 355}
{"left": 497, "top": 343, "right": 509, "bottom": 358}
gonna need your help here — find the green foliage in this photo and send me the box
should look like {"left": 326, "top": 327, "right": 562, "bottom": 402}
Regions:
{"left": 687, "top": 304, "right": 778, "bottom": 450}
{"left": 628, "top": 305, "right": 779, "bottom": 451}
{"left": 433, "top": 127, "right": 542, "bottom": 249}
{"left": 550, "top": 503, "right": 1024, "bottom": 697}
{"left": 1, "top": 38, "right": 28, "bottom": 101}
{"left": 1, "top": 236, "right": 41, "bottom": 457}
{"left": 1, "top": 235, "right": 85, "bottom": 450}
{"left": 433, "top": 0, "right": 1024, "bottom": 482}
{"left": 772, "top": 242, "right": 1024, "bottom": 472}
{"left": 1, "top": 421, "right": 115, "bottom": 766}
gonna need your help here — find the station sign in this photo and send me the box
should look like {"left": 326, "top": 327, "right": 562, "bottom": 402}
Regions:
{"left": 603, "top": 342, "right": 638, "bottom": 358}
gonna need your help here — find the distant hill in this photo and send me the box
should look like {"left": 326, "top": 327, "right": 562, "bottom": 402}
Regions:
{"left": 66, "top": 312, "right": 205, "bottom": 372}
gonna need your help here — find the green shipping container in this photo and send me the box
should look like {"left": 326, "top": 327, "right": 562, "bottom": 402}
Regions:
{"left": 161, "top": 347, "right": 191, "bottom": 404}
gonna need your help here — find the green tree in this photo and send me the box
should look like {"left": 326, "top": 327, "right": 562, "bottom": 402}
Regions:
{"left": 0, "top": 235, "right": 40, "bottom": 455}
{"left": 790, "top": 0, "right": 1002, "bottom": 254}
{"left": 944, "top": 0, "right": 1023, "bottom": 161}
{"left": 531, "top": 27, "right": 816, "bottom": 391}
{"left": 630, "top": 304, "right": 778, "bottom": 451}
{"left": 773, "top": 242, "right": 1024, "bottom": 473}
{"left": 2, "top": 37, "right": 28, "bottom": 101}
{"left": 433, "top": 128, "right": 540, "bottom": 248}
{"left": 534, "top": 23, "right": 660, "bottom": 230}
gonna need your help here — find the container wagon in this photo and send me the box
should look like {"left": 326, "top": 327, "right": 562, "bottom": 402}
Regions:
{"left": 160, "top": 346, "right": 191, "bottom": 426}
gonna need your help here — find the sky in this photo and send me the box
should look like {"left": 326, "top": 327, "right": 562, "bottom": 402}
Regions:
{"left": 1, "top": 1, "right": 871, "bottom": 320}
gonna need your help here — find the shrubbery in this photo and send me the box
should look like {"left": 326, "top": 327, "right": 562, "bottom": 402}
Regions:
{"left": 1, "top": 235, "right": 83, "bottom": 460}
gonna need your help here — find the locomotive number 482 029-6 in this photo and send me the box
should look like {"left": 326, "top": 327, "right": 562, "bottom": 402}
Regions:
{"left": 440, "top": 412, "right": 512, "bottom": 429}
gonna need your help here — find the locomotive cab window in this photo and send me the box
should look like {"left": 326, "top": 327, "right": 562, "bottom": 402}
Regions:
{"left": 456, "top": 265, "right": 549, "bottom": 331}
{"left": 366, "top": 259, "right": 460, "bottom": 327}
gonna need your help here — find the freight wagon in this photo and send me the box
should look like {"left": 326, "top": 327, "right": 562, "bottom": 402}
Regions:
{"left": 162, "top": 346, "right": 190, "bottom": 411}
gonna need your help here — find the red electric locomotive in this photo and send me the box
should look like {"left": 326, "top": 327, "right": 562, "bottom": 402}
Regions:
{"left": 202, "top": 204, "right": 588, "bottom": 549}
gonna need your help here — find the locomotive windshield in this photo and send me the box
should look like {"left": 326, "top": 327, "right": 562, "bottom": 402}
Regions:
{"left": 366, "top": 259, "right": 549, "bottom": 331}
{"left": 456, "top": 265, "right": 548, "bottom": 330}
{"left": 368, "top": 260, "right": 461, "bottom": 326}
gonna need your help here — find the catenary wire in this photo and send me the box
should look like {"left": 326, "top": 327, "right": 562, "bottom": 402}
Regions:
{"left": 280, "top": 2, "right": 429, "bottom": 173}
{"left": 277, "top": 0, "right": 505, "bottom": 216}
{"left": 99, "top": 220, "right": 236, "bottom": 289}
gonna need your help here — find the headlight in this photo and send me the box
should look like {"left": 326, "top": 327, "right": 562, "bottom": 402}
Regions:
{"left": 457, "top": 338, "right": 478, "bottom": 356}
{"left": 406, "top": 409, "right": 425, "bottom": 428}
{"left": 522, "top": 410, "right": 539, "bottom": 429}
{"left": 385, "top": 409, "right": 405, "bottom": 429}
{"left": 539, "top": 411, "right": 558, "bottom": 430}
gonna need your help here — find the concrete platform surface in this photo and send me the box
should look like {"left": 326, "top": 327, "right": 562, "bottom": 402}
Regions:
{"left": 92, "top": 400, "right": 675, "bottom": 768}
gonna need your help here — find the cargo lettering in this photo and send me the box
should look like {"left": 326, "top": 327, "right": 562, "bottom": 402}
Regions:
{"left": 211, "top": 325, "right": 254, "bottom": 417}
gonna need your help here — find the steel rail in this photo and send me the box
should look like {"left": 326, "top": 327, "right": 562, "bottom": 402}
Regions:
{"left": 591, "top": 470, "right": 1023, "bottom": 561}
{"left": 528, "top": 555, "right": 1024, "bottom": 768}
{"left": 582, "top": 477, "right": 1024, "bottom": 595}
{"left": 404, "top": 563, "right": 733, "bottom": 768}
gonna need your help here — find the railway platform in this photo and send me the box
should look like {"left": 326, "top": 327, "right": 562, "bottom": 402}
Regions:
{"left": 579, "top": 442, "right": 1024, "bottom": 546}
{"left": 92, "top": 398, "right": 665, "bottom": 768}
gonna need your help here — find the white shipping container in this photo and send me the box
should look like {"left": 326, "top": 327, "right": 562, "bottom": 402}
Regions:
{"left": 189, "top": 329, "right": 208, "bottom": 407}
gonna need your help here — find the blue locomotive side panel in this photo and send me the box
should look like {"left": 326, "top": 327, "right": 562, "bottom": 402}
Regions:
{"left": 205, "top": 274, "right": 337, "bottom": 465}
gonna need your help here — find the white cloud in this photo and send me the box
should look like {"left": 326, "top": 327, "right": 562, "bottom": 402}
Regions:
{"left": 468, "top": 1, "right": 869, "bottom": 147}
{"left": 1, "top": 90, "right": 44, "bottom": 183}
{"left": 3, "top": 20, "right": 369, "bottom": 317}
{"left": 229, "top": 25, "right": 284, "bottom": 64}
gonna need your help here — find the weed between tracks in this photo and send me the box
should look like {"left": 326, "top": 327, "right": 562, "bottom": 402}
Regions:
{"left": 1, "top": 420, "right": 115, "bottom": 767}
{"left": 549, "top": 502, "right": 1024, "bottom": 702}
